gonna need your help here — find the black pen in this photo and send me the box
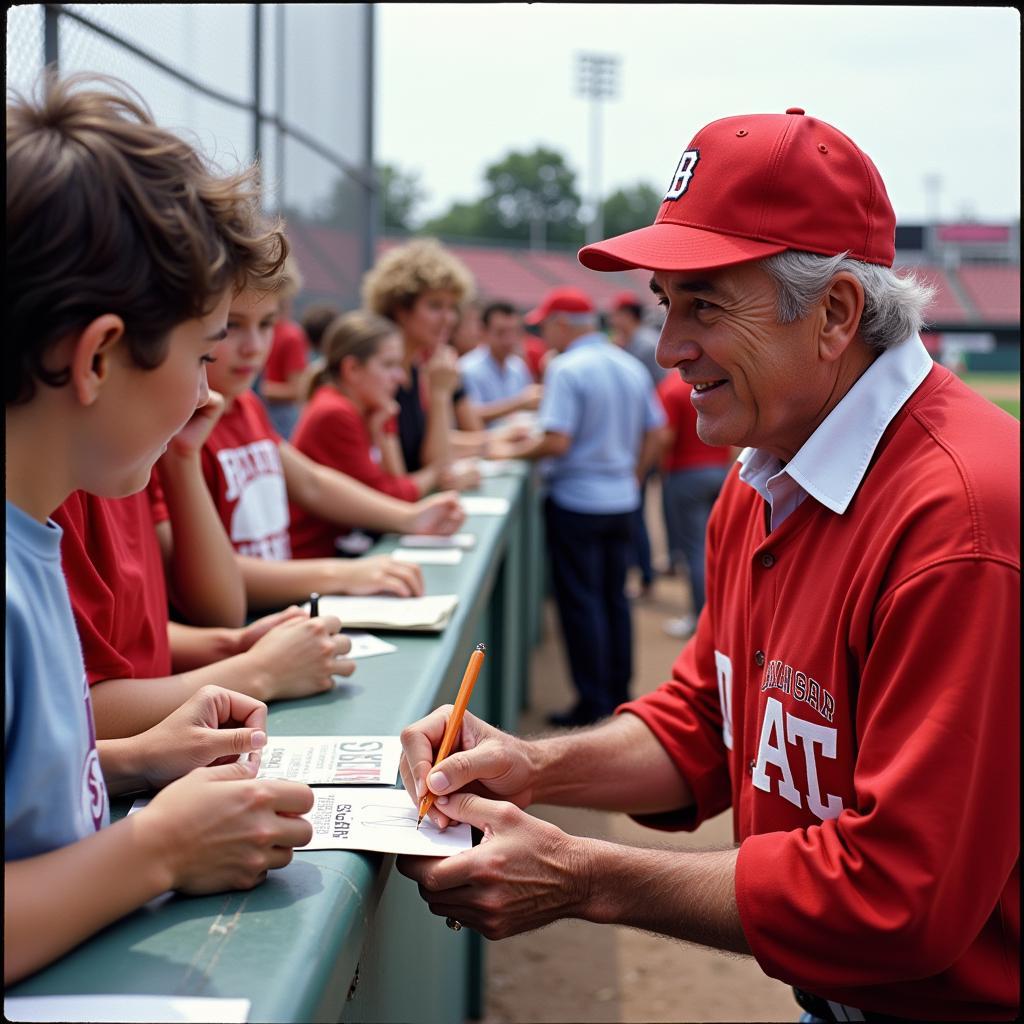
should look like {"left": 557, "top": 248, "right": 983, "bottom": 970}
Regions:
{"left": 309, "top": 592, "right": 319, "bottom": 617}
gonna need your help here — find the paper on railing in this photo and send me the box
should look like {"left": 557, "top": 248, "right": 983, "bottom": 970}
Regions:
{"left": 301, "top": 786, "right": 472, "bottom": 855}
{"left": 4, "top": 995, "right": 250, "bottom": 1023}
{"left": 257, "top": 736, "right": 401, "bottom": 785}
{"left": 460, "top": 495, "right": 510, "bottom": 516}
{"left": 476, "top": 458, "right": 523, "bottom": 478}
{"left": 343, "top": 630, "right": 398, "bottom": 658}
{"left": 392, "top": 547, "right": 463, "bottom": 565}
{"left": 399, "top": 532, "right": 476, "bottom": 549}
{"left": 304, "top": 594, "right": 458, "bottom": 632}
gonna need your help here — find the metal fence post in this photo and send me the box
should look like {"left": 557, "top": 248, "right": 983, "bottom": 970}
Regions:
{"left": 43, "top": 3, "right": 59, "bottom": 71}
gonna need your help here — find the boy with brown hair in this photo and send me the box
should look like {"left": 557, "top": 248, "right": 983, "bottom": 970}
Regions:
{"left": 5, "top": 72, "right": 315, "bottom": 983}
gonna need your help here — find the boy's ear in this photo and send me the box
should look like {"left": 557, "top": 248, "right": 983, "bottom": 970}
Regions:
{"left": 69, "top": 315, "right": 126, "bottom": 405}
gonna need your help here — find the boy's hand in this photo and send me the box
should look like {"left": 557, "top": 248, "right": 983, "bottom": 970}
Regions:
{"left": 145, "top": 760, "right": 314, "bottom": 894}
{"left": 244, "top": 611, "right": 354, "bottom": 700}
{"left": 407, "top": 492, "right": 464, "bottom": 536}
{"left": 163, "top": 388, "right": 227, "bottom": 459}
{"left": 135, "top": 685, "right": 269, "bottom": 789}
{"left": 233, "top": 605, "right": 309, "bottom": 654}
{"left": 335, "top": 555, "right": 424, "bottom": 597}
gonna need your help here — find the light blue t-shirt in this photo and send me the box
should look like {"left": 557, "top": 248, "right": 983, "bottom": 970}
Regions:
{"left": 539, "top": 332, "right": 665, "bottom": 514}
{"left": 458, "top": 346, "right": 535, "bottom": 423}
{"left": 5, "top": 501, "right": 110, "bottom": 861}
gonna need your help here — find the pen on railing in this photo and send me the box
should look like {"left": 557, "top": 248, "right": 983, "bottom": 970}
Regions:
{"left": 416, "top": 643, "right": 487, "bottom": 829}
{"left": 309, "top": 592, "right": 319, "bottom": 617}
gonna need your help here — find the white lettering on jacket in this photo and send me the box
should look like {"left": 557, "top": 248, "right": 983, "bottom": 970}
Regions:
{"left": 714, "top": 649, "right": 734, "bottom": 750}
{"left": 752, "top": 696, "right": 844, "bottom": 821}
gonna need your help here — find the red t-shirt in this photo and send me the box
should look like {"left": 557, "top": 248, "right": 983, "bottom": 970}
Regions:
{"left": 263, "top": 319, "right": 310, "bottom": 385}
{"left": 200, "top": 390, "right": 291, "bottom": 560}
{"left": 657, "top": 374, "right": 734, "bottom": 472}
{"left": 289, "top": 386, "right": 418, "bottom": 559}
{"left": 620, "top": 366, "right": 1019, "bottom": 1018}
{"left": 522, "top": 336, "right": 548, "bottom": 382}
{"left": 53, "top": 481, "right": 172, "bottom": 683}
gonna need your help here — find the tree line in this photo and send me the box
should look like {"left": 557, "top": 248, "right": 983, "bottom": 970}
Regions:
{"left": 320, "top": 146, "right": 663, "bottom": 248}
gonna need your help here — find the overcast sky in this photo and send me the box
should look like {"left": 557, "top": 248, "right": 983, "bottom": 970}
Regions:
{"left": 376, "top": 3, "right": 1021, "bottom": 226}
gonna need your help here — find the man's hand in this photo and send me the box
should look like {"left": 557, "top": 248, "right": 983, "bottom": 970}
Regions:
{"left": 133, "top": 685, "right": 269, "bottom": 789}
{"left": 517, "top": 383, "right": 544, "bottom": 411}
{"left": 406, "top": 492, "right": 464, "bottom": 536}
{"left": 399, "top": 707, "right": 536, "bottom": 829}
{"left": 397, "top": 793, "right": 592, "bottom": 940}
{"left": 336, "top": 555, "right": 424, "bottom": 597}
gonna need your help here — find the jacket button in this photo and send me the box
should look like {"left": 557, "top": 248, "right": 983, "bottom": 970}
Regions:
{"left": 761, "top": 552, "right": 776, "bottom": 568}
{"left": 754, "top": 650, "right": 765, "bottom": 666}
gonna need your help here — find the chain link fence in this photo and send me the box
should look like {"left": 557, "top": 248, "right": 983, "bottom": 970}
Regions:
{"left": 6, "top": 3, "right": 376, "bottom": 312}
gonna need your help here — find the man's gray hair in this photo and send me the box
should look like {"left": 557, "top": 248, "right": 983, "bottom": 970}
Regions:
{"left": 760, "top": 251, "right": 936, "bottom": 352}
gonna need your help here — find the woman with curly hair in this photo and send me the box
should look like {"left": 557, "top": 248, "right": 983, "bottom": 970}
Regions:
{"left": 361, "top": 238, "right": 484, "bottom": 486}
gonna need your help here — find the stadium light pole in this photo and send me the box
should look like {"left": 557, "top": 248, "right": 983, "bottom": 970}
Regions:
{"left": 576, "top": 52, "right": 619, "bottom": 245}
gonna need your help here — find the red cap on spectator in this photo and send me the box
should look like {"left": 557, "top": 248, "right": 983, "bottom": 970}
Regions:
{"left": 524, "top": 286, "right": 595, "bottom": 325}
{"left": 611, "top": 291, "right": 643, "bottom": 311}
{"left": 578, "top": 108, "right": 896, "bottom": 273}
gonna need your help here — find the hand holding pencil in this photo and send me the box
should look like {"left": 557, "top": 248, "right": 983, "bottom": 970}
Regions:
{"left": 400, "top": 664, "right": 537, "bottom": 832}
{"left": 416, "top": 643, "right": 487, "bottom": 828}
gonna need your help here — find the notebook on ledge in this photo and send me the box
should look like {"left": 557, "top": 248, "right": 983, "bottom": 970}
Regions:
{"left": 304, "top": 594, "right": 459, "bottom": 632}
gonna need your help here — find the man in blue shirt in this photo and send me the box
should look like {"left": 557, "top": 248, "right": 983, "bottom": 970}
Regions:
{"left": 458, "top": 300, "right": 542, "bottom": 428}
{"left": 492, "top": 286, "right": 665, "bottom": 725}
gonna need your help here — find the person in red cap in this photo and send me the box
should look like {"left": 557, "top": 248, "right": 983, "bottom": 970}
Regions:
{"left": 491, "top": 285, "right": 666, "bottom": 727}
{"left": 397, "top": 108, "right": 1019, "bottom": 1022}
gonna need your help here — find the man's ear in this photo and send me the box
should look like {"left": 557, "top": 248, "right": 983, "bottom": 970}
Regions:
{"left": 69, "top": 314, "right": 126, "bottom": 405}
{"left": 817, "top": 273, "right": 865, "bottom": 364}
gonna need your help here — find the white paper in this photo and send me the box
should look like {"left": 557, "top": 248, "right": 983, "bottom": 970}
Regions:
{"left": 476, "top": 458, "right": 522, "bottom": 478}
{"left": 256, "top": 736, "right": 401, "bottom": 785}
{"left": 4, "top": 995, "right": 250, "bottom": 1023}
{"left": 301, "top": 787, "right": 472, "bottom": 855}
{"left": 399, "top": 532, "right": 477, "bottom": 549}
{"left": 460, "top": 495, "right": 510, "bottom": 516}
{"left": 392, "top": 547, "right": 464, "bottom": 565}
{"left": 343, "top": 630, "right": 398, "bottom": 658}
{"left": 304, "top": 594, "right": 459, "bottom": 632}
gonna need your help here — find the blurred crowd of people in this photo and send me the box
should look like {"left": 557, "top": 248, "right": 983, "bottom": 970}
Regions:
{"left": 255, "top": 235, "right": 737, "bottom": 721}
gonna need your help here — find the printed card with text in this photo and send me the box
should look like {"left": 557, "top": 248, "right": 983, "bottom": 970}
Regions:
{"left": 301, "top": 786, "right": 472, "bottom": 855}
{"left": 256, "top": 736, "right": 401, "bottom": 786}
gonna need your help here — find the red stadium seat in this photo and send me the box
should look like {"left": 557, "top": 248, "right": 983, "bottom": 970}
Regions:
{"left": 956, "top": 265, "right": 1021, "bottom": 323}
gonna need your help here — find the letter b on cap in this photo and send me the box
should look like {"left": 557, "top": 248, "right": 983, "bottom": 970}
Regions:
{"left": 664, "top": 149, "right": 700, "bottom": 200}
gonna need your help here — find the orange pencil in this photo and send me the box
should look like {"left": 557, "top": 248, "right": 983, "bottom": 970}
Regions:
{"left": 416, "top": 642, "right": 487, "bottom": 828}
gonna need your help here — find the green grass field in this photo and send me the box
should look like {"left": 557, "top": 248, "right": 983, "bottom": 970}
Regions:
{"left": 962, "top": 372, "right": 1020, "bottom": 420}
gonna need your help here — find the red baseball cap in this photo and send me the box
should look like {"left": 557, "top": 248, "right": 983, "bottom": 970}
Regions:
{"left": 579, "top": 108, "right": 896, "bottom": 274}
{"left": 610, "top": 291, "right": 644, "bottom": 311}
{"left": 524, "top": 286, "right": 595, "bottom": 325}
